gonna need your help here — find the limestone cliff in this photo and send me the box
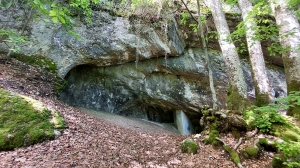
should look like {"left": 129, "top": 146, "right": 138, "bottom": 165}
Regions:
{"left": 0, "top": 7, "right": 286, "bottom": 125}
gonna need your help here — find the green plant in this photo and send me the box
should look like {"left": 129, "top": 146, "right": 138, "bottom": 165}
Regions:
{"left": 53, "top": 78, "right": 68, "bottom": 94}
{"left": 288, "top": 0, "right": 300, "bottom": 20}
{"left": 0, "top": 30, "right": 28, "bottom": 53}
{"left": 244, "top": 91, "right": 300, "bottom": 133}
{"left": 0, "top": 0, "right": 102, "bottom": 59}
{"left": 244, "top": 105, "right": 285, "bottom": 133}
{"left": 226, "top": 0, "right": 284, "bottom": 56}
{"left": 181, "top": 12, "right": 189, "bottom": 25}
{"left": 276, "top": 141, "right": 300, "bottom": 168}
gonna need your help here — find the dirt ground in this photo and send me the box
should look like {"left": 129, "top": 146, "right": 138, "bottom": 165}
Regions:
{"left": 78, "top": 107, "right": 180, "bottom": 135}
{"left": 0, "top": 58, "right": 274, "bottom": 168}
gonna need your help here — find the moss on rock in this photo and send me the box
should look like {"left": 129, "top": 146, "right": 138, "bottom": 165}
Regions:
{"left": 258, "top": 138, "right": 269, "bottom": 147}
{"left": 226, "top": 85, "right": 249, "bottom": 111}
{"left": 272, "top": 154, "right": 288, "bottom": 168}
{"left": 232, "top": 130, "right": 241, "bottom": 139}
{"left": 13, "top": 55, "right": 58, "bottom": 74}
{"left": 180, "top": 138, "right": 198, "bottom": 154}
{"left": 245, "top": 147, "right": 259, "bottom": 158}
{"left": 0, "top": 89, "right": 65, "bottom": 151}
{"left": 204, "top": 129, "right": 220, "bottom": 146}
{"left": 12, "top": 54, "right": 67, "bottom": 94}
{"left": 271, "top": 123, "right": 300, "bottom": 142}
{"left": 255, "top": 92, "right": 271, "bottom": 107}
{"left": 223, "top": 145, "right": 241, "bottom": 166}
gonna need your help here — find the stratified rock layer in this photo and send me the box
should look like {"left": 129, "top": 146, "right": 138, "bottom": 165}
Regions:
{"left": 0, "top": 8, "right": 286, "bottom": 123}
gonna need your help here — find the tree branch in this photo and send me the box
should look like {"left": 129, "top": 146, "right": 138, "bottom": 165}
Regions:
{"left": 179, "top": 0, "right": 198, "bottom": 24}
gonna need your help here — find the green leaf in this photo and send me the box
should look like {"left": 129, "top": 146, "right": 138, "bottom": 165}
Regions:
{"left": 52, "top": 17, "right": 58, "bottom": 23}
{"left": 58, "top": 16, "right": 65, "bottom": 24}
{"left": 49, "top": 10, "right": 57, "bottom": 17}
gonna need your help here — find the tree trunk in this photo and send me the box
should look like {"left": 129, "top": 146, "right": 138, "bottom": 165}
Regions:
{"left": 126, "top": 0, "right": 131, "bottom": 7}
{"left": 238, "top": 0, "right": 272, "bottom": 106}
{"left": 196, "top": 0, "right": 218, "bottom": 109}
{"left": 206, "top": 0, "right": 248, "bottom": 110}
{"left": 270, "top": 0, "right": 300, "bottom": 118}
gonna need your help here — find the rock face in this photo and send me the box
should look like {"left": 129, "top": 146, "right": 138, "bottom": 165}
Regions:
{"left": 60, "top": 48, "right": 228, "bottom": 125}
{"left": 0, "top": 10, "right": 184, "bottom": 77}
{"left": 60, "top": 47, "right": 286, "bottom": 126}
{"left": 0, "top": 8, "right": 287, "bottom": 127}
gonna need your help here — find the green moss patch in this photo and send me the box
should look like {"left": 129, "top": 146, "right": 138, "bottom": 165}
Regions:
{"left": 270, "top": 118, "right": 300, "bottom": 167}
{"left": 245, "top": 147, "right": 259, "bottom": 158}
{"left": 232, "top": 130, "right": 241, "bottom": 139}
{"left": 223, "top": 145, "right": 241, "bottom": 165}
{"left": 180, "top": 138, "right": 198, "bottom": 154}
{"left": 204, "top": 129, "right": 220, "bottom": 146}
{"left": 271, "top": 122, "right": 300, "bottom": 142}
{"left": 255, "top": 92, "right": 271, "bottom": 107}
{"left": 12, "top": 54, "right": 67, "bottom": 94}
{"left": 13, "top": 55, "right": 58, "bottom": 74}
{"left": 226, "top": 85, "right": 249, "bottom": 111}
{"left": 0, "top": 89, "right": 65, "bottom": 151}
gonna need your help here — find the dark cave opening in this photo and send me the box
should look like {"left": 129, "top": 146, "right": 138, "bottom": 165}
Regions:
{"left": 146, "top": 105, "right": 174, "bottom": 123}
{"left": 61, "top": 64, "right": 204, "bottom": 134}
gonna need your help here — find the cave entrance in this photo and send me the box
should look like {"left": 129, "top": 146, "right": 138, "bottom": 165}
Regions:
{"left": 146, "top": 106, "right": 174, "bottom": 123}
{"left": 60, "top": 64, "right": 201, "bottom": 135}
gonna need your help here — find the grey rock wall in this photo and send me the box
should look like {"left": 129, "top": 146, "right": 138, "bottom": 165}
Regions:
{"left": 0, "top": 7, "right": 287, "bottom": 124}
{"left": 60, "top": 48, "right": 286, "bottom": 126}
{"left": 0, "top": 11, "right": 185, "bottom": 77}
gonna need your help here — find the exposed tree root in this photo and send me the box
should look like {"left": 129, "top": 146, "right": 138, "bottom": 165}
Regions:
{"left": 234, "top": 137, "right": 244, "bottom": 150}
{"left": 233, "top": 128, "right": 258, "bottom": 150}
{"left": 216, "top": 137, "right": 244, "bottom": 168}
{"left": 248, "top": 128, "right": 259, "bottom": 138}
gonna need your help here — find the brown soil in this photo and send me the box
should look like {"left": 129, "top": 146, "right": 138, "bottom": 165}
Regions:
{"left": 0, "top": 58, "right": 274, "bottom": 168}
{"left": 78, "top": 107, "right": 180, "bottom": 135}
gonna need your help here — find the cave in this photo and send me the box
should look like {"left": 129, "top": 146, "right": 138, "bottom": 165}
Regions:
{"left": 60, "top": 64, "right": 177, "bottom": 123}
{"left": 60, "top": 64, "right": 203, "bottom": 134}
{"left": 146, "top": 106, "right": 174, "bottom": 123}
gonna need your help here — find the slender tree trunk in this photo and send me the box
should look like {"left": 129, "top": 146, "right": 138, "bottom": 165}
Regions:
{"left": 196, "top": 0, "right": 218, "bottom": 109}
{"left": 270, "top": 0, "right": 300, "bottom": 118}
{"left": 238, "top": 0, "right": 272, "bottom": 106}
{"left": 206, "top": 0, "right": 248, "bottom": 110}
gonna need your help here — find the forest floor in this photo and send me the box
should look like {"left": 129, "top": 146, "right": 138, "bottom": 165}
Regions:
{"left": 0, "top": 58, "right": 275, "bottom": 168}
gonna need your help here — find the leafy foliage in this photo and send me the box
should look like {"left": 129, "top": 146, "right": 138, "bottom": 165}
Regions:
{"left": 69, "top": 0, "right": 100, "bottom": 23}
{"left": 245, "top": 91, "right": 300, "bottom": 166}
{"left": 180, "top": 12, "right": 189, "bottom": 25}
{"left": 276, "top": 141, "right": 300, "bottom": 168}
{"left": 244, "top": 91, "right": 300, "bottom": 133}
{"left": 227, "top": 1, "right": 283, "bottom": 55}
{"left": 0, "top": 0, "right": 101, "bottom": 57}
{"left": 0, "top": 30, "right": 28, "bottom": 53}
{"left": 227, "top": 0, "right": 299, "bottom": 56}
{"left": 244, "top": 104, "right": 285, "bottom": 132}
{"left": 49, "top": 3, "right": 72, "bottom": 25}
{"left": 288, "top": 0, "right": 300, "bottom": 20}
